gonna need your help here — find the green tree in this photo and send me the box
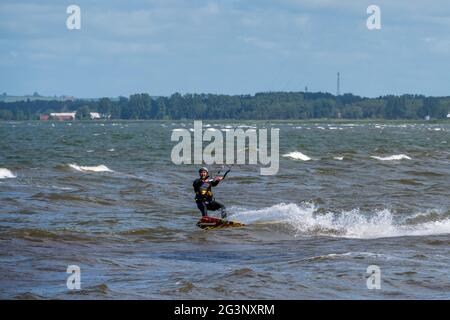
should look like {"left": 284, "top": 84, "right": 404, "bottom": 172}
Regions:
{"left": 98, "top": 98, "right": 112, "bottom": 116}
{"left": 76, "top": 105, "right": 90, "bottom": 120}
{"left": 0, "top": 109, "right": 13, "bottom": 120}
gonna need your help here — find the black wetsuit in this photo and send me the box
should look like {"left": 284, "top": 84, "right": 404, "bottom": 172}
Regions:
{"left": 193, "top": 177, "right": 227, "bottom": 218}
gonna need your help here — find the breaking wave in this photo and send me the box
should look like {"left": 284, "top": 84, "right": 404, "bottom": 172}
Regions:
{"left": 230, "top": 203, "right": 450, "bottom": 239}
{"left": 371, "top": 154, "right": 412, "bottom": 161}
{"left": 282, "top": 152, "right": 312, "bottom": 161}
{"left": 0, "top": 168, "right": 16, "bottom": 179}
{"left": 68, "top": 164, "right": 113, "bottom": 173}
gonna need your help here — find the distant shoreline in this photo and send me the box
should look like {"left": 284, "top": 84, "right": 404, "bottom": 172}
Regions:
{"left": 1, "top": 92, "right": 450, "bottom": 121}
{"left": 1, "top": 119, "right": 449, "bottom": 123}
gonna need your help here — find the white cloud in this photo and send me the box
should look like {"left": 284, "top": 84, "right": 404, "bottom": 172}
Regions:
{"left": 200, "top": 2, "right": 220, "bottom": 15}
{"left": 88, "top": 9, "right": 172, "bottom": 38}
{"left": 293, "top": 14, "right": 310, "bottom": 28}
{"left": 2, "top": 0, "right": 450, "bottom": 97}
{"left": 240, "top": 16, "right": 261, "bottom": 27}
{"left": 239, "top": 36, "right": 277, "bottom": 50}
{"left": 237, "top": 36, "right": 294, "bottom": 56}
{"left": 283, "top": 0, "right": 450, "bottom": 12}
{"left": 0, "top": 3, "right": 61, "bottom": 37}
{"left": 423, "top": 37, "right": 450, "bottom": 54}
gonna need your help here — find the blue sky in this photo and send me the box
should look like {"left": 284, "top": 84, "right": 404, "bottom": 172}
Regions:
{"left": 1, "top": 0, "right": 450, "bottom": 98}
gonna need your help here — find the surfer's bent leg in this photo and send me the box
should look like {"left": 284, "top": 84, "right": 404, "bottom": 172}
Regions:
{"left": 207, "top": 201, "right": 227, "bottom": 219}
{"left": 196, "top": 201, "right": 208, "bottom": 216}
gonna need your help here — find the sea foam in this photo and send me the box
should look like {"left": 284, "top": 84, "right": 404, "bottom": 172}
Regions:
{"left": 371, "top": 154, "right": 411, "bottom": 161}
{"left": 0, "top": 168, "right": 16, "bottom": 179}
{"left": 68, "top": 164, "right": 113, "bottom": 173}
{"left": 230, "top": 203, "right": 450, "bottom": 239}
{"left": 282, "top": 152, "right": 311, "bottom": 161}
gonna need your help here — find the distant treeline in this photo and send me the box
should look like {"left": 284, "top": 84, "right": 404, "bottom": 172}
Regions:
{"left": 0, "top": 92, "right": 449, "bottom": 120}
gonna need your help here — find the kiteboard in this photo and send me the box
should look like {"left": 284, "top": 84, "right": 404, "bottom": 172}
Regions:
{"left": 196, "top": 216, "right": 245, "bottom": 230}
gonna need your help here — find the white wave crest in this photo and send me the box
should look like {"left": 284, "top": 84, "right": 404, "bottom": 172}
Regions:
{"left": 68, "top": 164, "right": 113, "bottom": 173}
{"left": 231, "top": 203, "right": 450, "bottom": 239}
{"left": 283, "top": 152, "right": 311, "bottom": 161}
{"left": 371, "top": 154, "right": 411, "bottom": 161}
{"left": 0, "top": 168, "right": 16, "bottom": 179}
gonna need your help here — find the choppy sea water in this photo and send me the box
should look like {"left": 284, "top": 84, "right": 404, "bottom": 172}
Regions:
{"left": 0, "top": 120, "right": 449, "bottom": 299}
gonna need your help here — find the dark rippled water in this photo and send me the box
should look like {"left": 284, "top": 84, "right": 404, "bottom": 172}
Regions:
{"left": 1, "top": 120, "right": 449, "bottom": 299}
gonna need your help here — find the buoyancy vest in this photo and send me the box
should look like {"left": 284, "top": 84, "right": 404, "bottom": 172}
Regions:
{"left": 196, "top": 179, "right": 214, "bottom": 201}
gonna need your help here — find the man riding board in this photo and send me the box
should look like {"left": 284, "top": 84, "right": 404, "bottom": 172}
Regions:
{"left": 193, "top": 167, "right": 227, "bottom": 219}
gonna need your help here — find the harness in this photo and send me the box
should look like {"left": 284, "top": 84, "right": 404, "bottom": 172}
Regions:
{"left": 196, "top": 179, "right": 214, "bottom": 202}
